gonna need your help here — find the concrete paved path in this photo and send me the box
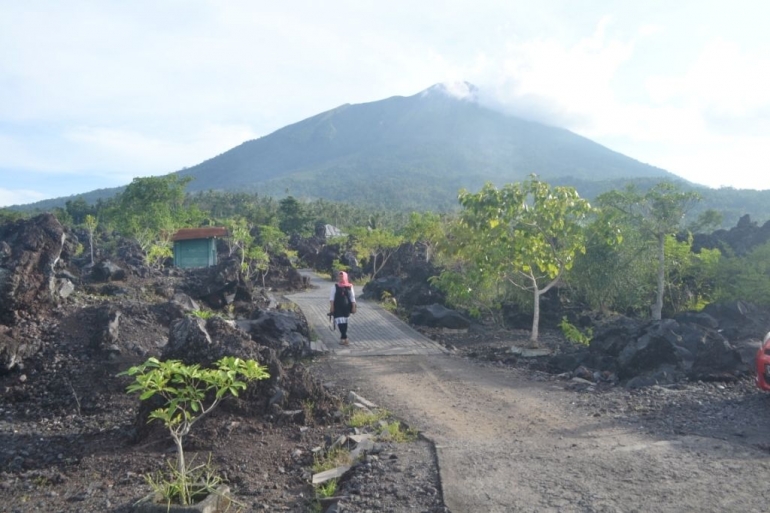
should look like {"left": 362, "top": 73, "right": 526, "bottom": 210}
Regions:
{"left": 287, "top": 271, "right": 770, "bottom": 513}
{"left": 286, "top": 271, "right": 446, "bottom": 356}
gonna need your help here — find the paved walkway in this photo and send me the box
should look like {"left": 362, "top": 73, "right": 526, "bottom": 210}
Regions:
{"left": 286, "top": 271, "right": 446, "bottom": 356}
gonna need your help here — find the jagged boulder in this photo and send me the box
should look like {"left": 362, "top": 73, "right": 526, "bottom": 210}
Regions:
{"left": 690, "top": 336, "right": 745, "bottom": 381}
{"left": 362, "top": 276, "right": 402, "bottom": 301}
{"left": 0, "top": 325, "right": 41, "bottom": 372}
{"left": 700, "top": 300, "right": 770, "bottom": 341}
{"left": 0, "top": 213, "right": 66, "bottom": 325}
{"left": 170, "top": 292, "right": 199, "bottom": 312}
{"left": 581, "top": 316, "right": 747, "bottom": 386}
{"left": 410, "top": 303, "right": 470, "bottom": 330}
{"left": 91, "top": 260, "right": 127, "bottom": 282}
{"left": 237, "top": 309, "right": 312, "bottom": 360}
{"left": 692, "top": 214, "right": 770, "bottom": 256}
{"left": 590, "top": 315, "right": 645, "bottom": 357}
{"left": 90, "top": 305, "right": 122, "bottom": 355}
{"left": 615, "top": 319, "right": 684, "bottom": 380}
{"left": 182, "top": 258, "right": 243, "bottom": 309}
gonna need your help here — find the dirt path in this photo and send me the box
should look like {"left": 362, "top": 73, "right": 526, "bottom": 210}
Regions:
{"left": 293, "top": 273, "right": 770, "bottom": 512}
{"left": 326, "top": 355, "right": 770, "bottom": 512}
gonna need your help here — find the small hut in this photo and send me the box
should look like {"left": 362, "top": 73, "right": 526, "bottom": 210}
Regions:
{"left": 171, "top": 227, "right": 228, "bottom": 269}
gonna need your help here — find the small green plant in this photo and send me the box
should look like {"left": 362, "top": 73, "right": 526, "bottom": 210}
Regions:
{"left": 146, "top": 242, "right": 172, "bottom": 269}
{"left": 347, "top": 408, "right": 389, "bottom": 429}
{"left": 190, "top": 309, "right": 217, "bottom": 320}
{"left": 331, "top": 259, "right": 348, "bottom": 279}
{"left": 559, "top": 317, "right": 593, "bottom": 346}
{"left": 315, "top": 478, "right": 338, "bottom": 499}
{"left": 120, "top": 356, "right": 270, "bottom": 506}
{"left": 312, "top": 447, "right": 352, "bottom": 474}
{"left": 380, "top": 291, "right": 397, "bottom": 312}
{"left": 302, "top": 400, "right": 315, "bottom": 422}
{"left": 145, "top": 454, "right": 223, "bottom": 506}
{"left": 377, "top": 420, "right": 419, "bottom": 443}
{"left": 32, "top": 475, "right": 51, "bottom": 487}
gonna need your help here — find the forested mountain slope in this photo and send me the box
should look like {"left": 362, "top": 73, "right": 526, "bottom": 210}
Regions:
{"left": 174, "top": 83, "right": 675, "bottom": 209}
{"left": 13, "top": 84, "right": 770, "bottom": 226}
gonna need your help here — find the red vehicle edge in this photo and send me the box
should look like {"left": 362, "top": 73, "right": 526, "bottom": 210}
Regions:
{"left": 756, "top": 332, "right": 770, "bottom": 391}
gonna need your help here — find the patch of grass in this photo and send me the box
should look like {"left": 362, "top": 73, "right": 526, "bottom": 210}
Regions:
{"left": 377, "top": 420, "right": 419, "bottom": 443}
{"left": 144, "top": 455, "right": 223, "bottom": 506}
{"left": 302, "top": 400, "right": 315, "bottom": 422}
{"left": 379, "top": 291, "right": 398, "bottom": 312}
{"left": 346, "top": 408, "right": 389, "bottom": 429}
{"left": 189, "top": 309, "right": 217, "bottom": 320}
{"left": 312, "top": 447, "right": 353, "bottom": 474}
{"left": 315, "top": 478, "right": 338, "bottom": 499}
{"left": 32, "top": 476, "right": 51, "bottom": 487}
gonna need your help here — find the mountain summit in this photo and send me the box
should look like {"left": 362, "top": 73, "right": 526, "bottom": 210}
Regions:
{"left": 421, "top": 81, "right": 480, "bottom": 101}
{"left": 175, "top": 82, "right": 675, "bottom": 209}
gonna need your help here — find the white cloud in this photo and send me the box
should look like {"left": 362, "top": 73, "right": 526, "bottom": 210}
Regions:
{"left": 63, "top": 123, "right": 258, "bottom": 177}
{"left": 3, "top": 1, "right": 770, "bottom": 199}
{"left": 0, "top": 188, "right": 48, "bottom": 208}
{"left": 470, "top": 17, "right": 635, "bottom": 130}
{"left": 638, "top": 24, "right": 663, "bottom": 37}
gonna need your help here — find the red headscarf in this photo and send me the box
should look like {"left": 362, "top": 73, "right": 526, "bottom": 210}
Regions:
{"left": 337, "top": 271, "right": 352, "bottom": 287}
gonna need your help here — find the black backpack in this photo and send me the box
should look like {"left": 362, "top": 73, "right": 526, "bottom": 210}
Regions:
{"left": 334, "top": 285, "right": 353, "bottom": 316}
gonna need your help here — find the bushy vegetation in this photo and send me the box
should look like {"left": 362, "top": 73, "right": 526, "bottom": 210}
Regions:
{"left": 6, "top": 175, "right": 770, "bottom": 343}
{"left": 121, "top": 357, "right": 269, "bottom": 506}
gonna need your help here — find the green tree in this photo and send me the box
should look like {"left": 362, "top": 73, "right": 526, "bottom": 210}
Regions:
{"left": 65, "top": 197, "right": 95, "bottom": 225}
{"left": 114, "top": 175, "right": 197, "bottom": 264}
{"left": 121, "top": 357, "right": 269, "bottom": 506}
{"left": 84, "top": 214, "right": 98, "bottom": 265}
{"left": 224, "top": 217, "right": 253, "bottom": 264}
{"left": 597, "top": 182, "right": 700, "bottom": 320}
{"left": 446, "top": 178, "right": 594, "bottom": 342}
{"left": 714, "top": 241, "right": 770, "bottom": 306}
{"left": 248, "top": 225, "right": 290, "bottom": 287}
{"left": 662, "top": 234, "right": 721, "bottom": 313}
{"left": 431, "top": 217, "right": 508, "bottom": 324}
{"left": 350, "top": 227, "right": 403, "bottom": 279}
{"left": 567, "top": 209, "right": 651, "bottom": 315}
{"left": 402, "top": 211, "right": 446, "bottom": 262}
{"left": 0, "top": 208, "right": 25, "bottom": 223}
{"left": 278, "top": 196, "right": 311, "bottom": 235}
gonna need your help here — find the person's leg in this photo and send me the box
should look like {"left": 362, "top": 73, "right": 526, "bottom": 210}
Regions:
{"left": 339, "top": 321, "right": 348, "bottom": 344}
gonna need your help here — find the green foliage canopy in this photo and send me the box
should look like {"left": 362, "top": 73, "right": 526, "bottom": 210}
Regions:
{"left": 597, "top": 182, "right": 700, "bottom": 320}
{"left": 438, "top": 178, "right": 594, "bottom": 342}
{"left": 121, "top": 356, "right": 269, "bottom": 505}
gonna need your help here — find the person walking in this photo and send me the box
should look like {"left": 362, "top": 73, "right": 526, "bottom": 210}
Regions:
{"left": 329, "top": 271, "right": 356, "bottom": 345}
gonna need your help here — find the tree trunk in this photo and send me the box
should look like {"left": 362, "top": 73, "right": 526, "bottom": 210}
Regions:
{"left": 531, "top": 286, "right": 541, "bottom": 344}
{"left": 173, "top": 434, "right": 189, "bottom": 504}
{"left": 653, "top": 232, "right": 665, "bottom": 321}
{"left": 371, "top": 253, "right": 379, "bottom": 278}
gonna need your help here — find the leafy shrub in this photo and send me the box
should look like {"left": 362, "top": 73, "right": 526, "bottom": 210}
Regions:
{"left": 558, "top": 317, "right": 593, "bottom": 346}
{"left": 121, "top": 357, "right": 269, "bottom": 506}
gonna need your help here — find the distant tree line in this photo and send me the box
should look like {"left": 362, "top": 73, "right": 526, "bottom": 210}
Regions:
{"left": 2, "top": 175, "right": 769, "bottom": 344}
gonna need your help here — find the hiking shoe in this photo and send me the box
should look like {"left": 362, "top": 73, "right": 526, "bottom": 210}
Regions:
{"left": 340, "top": 339, "right": 349, "bottom": 346}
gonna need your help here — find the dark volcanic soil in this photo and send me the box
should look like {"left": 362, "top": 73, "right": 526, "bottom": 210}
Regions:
{"left": 0, "top": 276, "right": 447, "bottom": 513}
{"left": 4, "top": 284, "right": 770, "bottom": 512}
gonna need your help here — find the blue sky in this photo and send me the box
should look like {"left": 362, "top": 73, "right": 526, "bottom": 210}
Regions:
{"left": 2, "top": 0, "right": 770, "bottom": 207}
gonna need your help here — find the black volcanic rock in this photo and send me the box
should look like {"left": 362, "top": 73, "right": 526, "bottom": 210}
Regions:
{"left": 0, "top": 213, "right": 66, "bottom": 325}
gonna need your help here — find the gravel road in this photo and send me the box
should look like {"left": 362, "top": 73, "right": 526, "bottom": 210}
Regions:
{"left": 314, "top": 352, "right": 770, "bottom": 513}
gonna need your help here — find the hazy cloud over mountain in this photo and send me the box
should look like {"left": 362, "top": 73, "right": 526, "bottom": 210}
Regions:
{"left": 2, "top": 1, "right": 770, "bottom": 206}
